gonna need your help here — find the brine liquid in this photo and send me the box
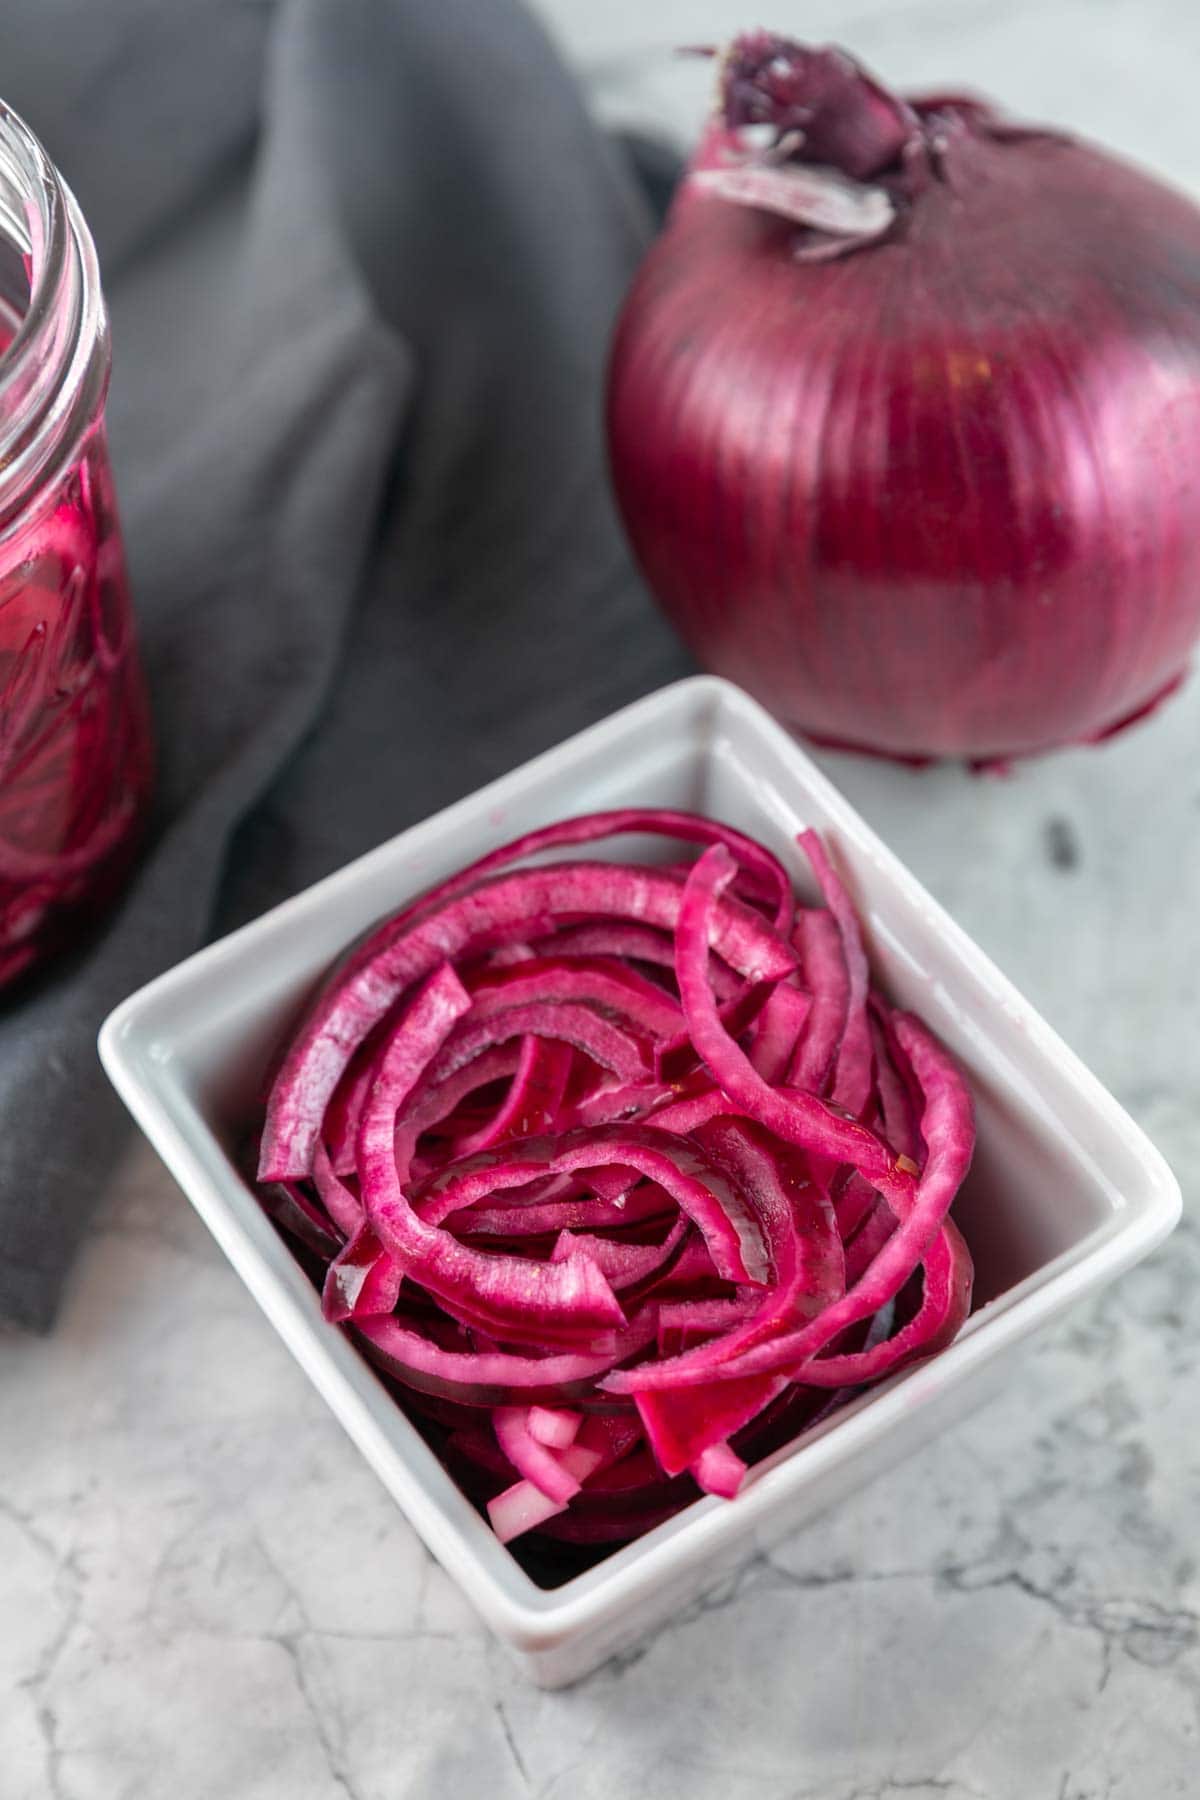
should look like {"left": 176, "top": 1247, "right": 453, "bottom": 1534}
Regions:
{"left": 0, "top": 314, "right": 152, "bottom": 985}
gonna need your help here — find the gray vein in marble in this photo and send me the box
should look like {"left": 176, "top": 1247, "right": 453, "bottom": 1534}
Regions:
{"left": 494, "top": 1698, "right": 533, "bottom": 1794}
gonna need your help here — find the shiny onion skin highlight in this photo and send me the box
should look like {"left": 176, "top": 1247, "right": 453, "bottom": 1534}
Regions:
{"left": 607, "top": 35, "right": 1200, "bottom": 763}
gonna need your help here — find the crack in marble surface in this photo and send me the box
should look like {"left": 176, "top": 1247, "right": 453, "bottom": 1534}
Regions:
{"left": 939, "top": 1565, "right": 1200, "bottom": 1676}
{"left": 495, "top": 1698, "right": 533, "bottom": 1793}
{"left": 12, "top": 1534, "right": 83, "bottom": 1800}
{"left": 248, "top": 1532, "right": 368, "bottom": 1800}
{"left": 274, "top": 1632, "right": 366, "bottom": 1800}
{"left": 819, "top": 1780, "right": 989, "bottom": 1800}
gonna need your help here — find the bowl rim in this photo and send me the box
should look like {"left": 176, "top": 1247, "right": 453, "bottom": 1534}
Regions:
{"left": 98, "top": 674, "right": 1182, "bottom": 1652}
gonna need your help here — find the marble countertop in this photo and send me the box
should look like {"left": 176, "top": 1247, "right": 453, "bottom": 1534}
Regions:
{"left": 4, "top": 4, "right": 1200, "bottom": 1796}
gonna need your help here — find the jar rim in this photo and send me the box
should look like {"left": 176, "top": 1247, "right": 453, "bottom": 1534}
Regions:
{"left": 0, "top": 99, "right": 108, "bottom": 536}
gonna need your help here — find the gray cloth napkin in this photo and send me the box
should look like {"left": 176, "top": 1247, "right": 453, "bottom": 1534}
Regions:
{"left": 0, "top": 0, "right": 690, "bottom": 1330}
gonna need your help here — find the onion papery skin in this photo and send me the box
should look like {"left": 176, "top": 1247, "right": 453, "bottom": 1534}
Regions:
{"left": 608, "top": 57, "right": 1200, "bottom": 762}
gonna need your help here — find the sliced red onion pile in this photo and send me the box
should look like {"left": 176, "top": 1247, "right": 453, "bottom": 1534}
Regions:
{"left": 254, "top": 810, "right": 975, "bottom": 1550}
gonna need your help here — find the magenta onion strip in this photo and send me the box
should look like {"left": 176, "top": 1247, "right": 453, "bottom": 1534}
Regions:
{"left": 527, "top": 1406, "right": 582, "bottom": 1450}
{"left": 788, "top": 908, "right": 848, "bottom": 1093}
{"left": 798, "top": 831, "right": 873, "bottom": 1118}
{"left": 672, "top": 846, "right": 915, "bottom": 1203}
{"left": 493, "top": 1408, "right": 582, "bottom": 1504}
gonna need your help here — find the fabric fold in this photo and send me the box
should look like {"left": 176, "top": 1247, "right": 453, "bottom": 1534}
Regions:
{"left": 0, "top": 0, "right": 688, "bottom": 1329}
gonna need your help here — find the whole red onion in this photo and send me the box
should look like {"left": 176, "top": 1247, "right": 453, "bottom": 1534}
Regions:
{"left": 607, "top": 35, "right": 1200, "bottom": 762}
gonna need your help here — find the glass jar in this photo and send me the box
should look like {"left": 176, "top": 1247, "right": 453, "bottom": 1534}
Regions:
{"left": 0, "top": 100, "right": 152, "bottom": 987}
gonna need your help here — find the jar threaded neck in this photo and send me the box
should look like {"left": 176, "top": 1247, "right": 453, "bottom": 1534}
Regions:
{"left": 0, "top": 101, "right": 108, "bottom": 538}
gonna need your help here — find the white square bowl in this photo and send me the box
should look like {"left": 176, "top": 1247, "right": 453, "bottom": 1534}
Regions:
{"left": 98, "top": 676, "right": 1180, "bottom": 1688}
